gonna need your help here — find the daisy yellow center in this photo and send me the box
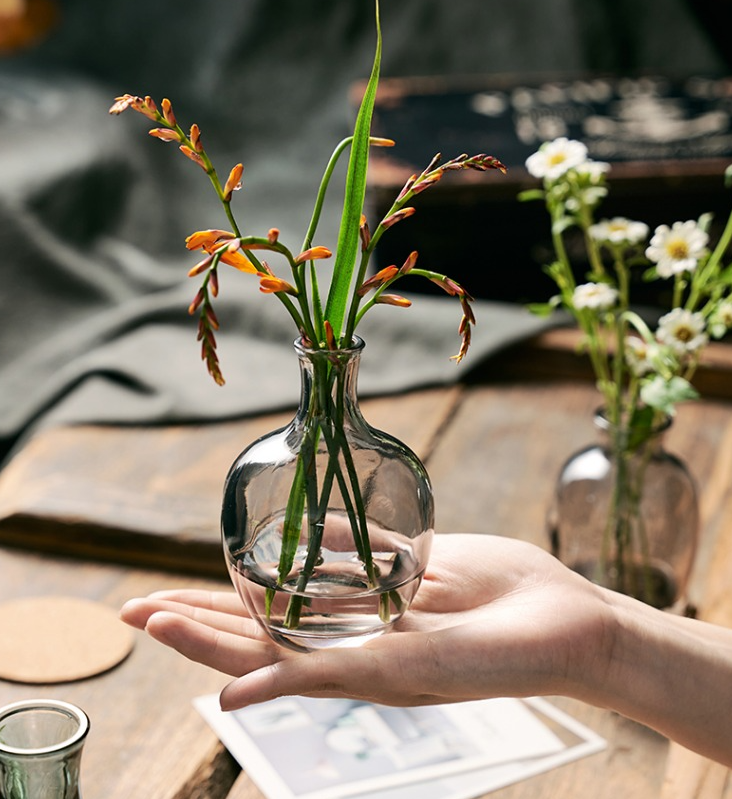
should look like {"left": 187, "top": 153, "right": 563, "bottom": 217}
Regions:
{"left": 674, "top": 325, "right": 694, "bottom": 342}
{"left": 667, "top": 238, "right": 689, "bottom": 260}
{"left": 548, "top": 153, "right": 566, "bottom": 166}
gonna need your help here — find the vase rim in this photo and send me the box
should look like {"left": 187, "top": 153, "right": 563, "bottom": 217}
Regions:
{"left": 0, "top": 699, "right": 90, "bottom": 757}
{"left": 593, "top": 406, "right": 672, "bottom": 435}
{"left": 294, "top": 335, "right": 365, "bottom": 356}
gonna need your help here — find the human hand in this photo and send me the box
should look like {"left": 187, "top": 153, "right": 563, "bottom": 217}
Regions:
{"left": 120, "top": 534, "right": 615, "bottom": 711}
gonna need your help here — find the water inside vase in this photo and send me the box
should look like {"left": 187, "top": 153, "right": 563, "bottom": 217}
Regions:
{"left": 228, "top": 518, "right": 425, "bottom": 652}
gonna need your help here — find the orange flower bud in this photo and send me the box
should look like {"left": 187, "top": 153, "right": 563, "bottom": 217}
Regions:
{"left": 359, "top": 214, "right": 371, "bottom": 251}
{"left": 187, "top": 254, "right": 214, "bottom": 277}
{"left": 400, "top": 251, "right": 418, "bottom": 274}
{"left": 369, "top": 137, "right": 395, "bottom": 147}
{"left": 187, "top": 288, "right": 206, "bottom": 314}
{"left": 108, "top": 94, "right": 136, "bottom": 115}
{"left": 324, "top": 320, "right": 336, "bottom": 350}
{"left": 375, "top": 294, "right": 412, "bottom": 308}
{"left": 294, "top": 246, "right": 332, "bottom": 265}
{"left": 223, "top": 163, "right": 244, "bottom": 201}
{"left": 381, "top": 207, "right": 415, "bottom": 229}
{"left": 209, "top": 269, "right": 219, "bottom": 297}
{"left": 411, "top": 172, "right": 442, "bottom": 195}
{"left": 179, "top": 145, "right": 206, "bottom": 170}
{"left": 185, "top": 229, "right": 235, "bottom": 251}
{"left": 204, "top": 304, "right": 220, "bottom": 330}
{"left": 161, "top": 98, "right": 177, "bottom": 127}
{"left": 259, "top": 276, "right": 297, "bottom": 295}
{"left": 148, "top": 128, "right": 181, "bottom": 142}
{"left": 396, "top": 174, "right": 417, "bottom": 202}
{"left": 357, "top": 265, "right": 398, "bottom": 296}
{"left": 189, "top": 123, "right": 203, "bottom": 152}
{"left": 267, "top": 228, "right": 280, "bottom": 244}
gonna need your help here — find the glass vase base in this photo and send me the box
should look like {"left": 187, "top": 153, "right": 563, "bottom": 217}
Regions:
{"left": 569, "top": 557, "right": 679, "bottom": 610}
{"left": 230, "top": 566, "right": 422, "bottom": 653}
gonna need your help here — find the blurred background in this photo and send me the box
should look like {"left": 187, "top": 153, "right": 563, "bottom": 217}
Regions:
{"left": 1, "top": 0, "right": 731, "bottom": 462}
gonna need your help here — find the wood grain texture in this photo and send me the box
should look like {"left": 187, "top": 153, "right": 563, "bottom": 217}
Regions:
{"left": 0, "top": 388, "right": 458, "bottom": 575}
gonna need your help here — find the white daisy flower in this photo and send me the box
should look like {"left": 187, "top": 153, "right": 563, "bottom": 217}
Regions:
{"left": 572, "top": 282, "right": 618, "bottom": 311}
{"left": 645, "top": 221, "right": 709, "bottom": 278}
{"left": 656, "top": 308, "right": 708, "bottom": 355}
{"left": 589, "top": 217, "right": 649, "bottom": 246}
{"left": 525, "top": 138, "right": 588, "bottom": 180}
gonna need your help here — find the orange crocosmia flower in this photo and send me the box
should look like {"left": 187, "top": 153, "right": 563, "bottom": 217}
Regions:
{"left": 185, "top": 229, "right": 235, "bottom": 251}
{"left": 259, "top": 276, "right": 296, "bottom": 295}
{"left": 219, "top": 250, "right": 257, "bottom": 273}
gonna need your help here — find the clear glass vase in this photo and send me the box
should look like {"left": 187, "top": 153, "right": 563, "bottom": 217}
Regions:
{"left": 222, "top": 336, "right": 435, "bottom": 652}
{"left": 548, "top": 409, "right": 699, "bottom": 609}
{"left": 0, "top": 699, "right": 89, "bottom": 799}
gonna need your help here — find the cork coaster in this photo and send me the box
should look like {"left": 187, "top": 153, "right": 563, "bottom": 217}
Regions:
{"left": 0, "top": 596, "right": 135, "bottom": 684}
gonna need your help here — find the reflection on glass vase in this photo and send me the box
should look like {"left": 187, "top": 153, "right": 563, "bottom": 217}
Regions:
{"left": 549, "top": 408, "right": 699, "bottom": 610}
{"left": 222, "top": 337, "right": 435, "bottom": 653}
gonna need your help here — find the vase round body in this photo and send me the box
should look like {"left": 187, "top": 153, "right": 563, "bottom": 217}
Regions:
{"left": 0, "top": 699, "right": 89, "bottom": 799}
{"left": 222, "top": 337, "right": 434, "bottom": 652}
{"left": 549, "top": 409, "right": 699, "bottom": 609}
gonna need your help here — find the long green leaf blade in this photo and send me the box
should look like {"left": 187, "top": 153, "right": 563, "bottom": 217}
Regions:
{"left": 324, "top": 0, "right": 381, "bottom": 341}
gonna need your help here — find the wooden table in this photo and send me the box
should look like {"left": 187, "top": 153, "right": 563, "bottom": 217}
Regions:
{"left": 1, "top": 331, "right": 732, "bottom": 798}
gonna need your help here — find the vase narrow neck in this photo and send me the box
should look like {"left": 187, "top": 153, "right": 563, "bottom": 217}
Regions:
{"left": 295, "top": 338, "right": 364, "bottom": 425}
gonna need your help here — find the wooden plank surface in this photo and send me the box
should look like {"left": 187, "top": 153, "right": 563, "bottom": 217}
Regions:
{"left": 0, "top": 546, "right": 240, "bottom": 799}
{"left": 0, "top": 388, "right": 460, "bottom": 575}
{"left": 1, "top": 377, "right": 731, "bottom": 798}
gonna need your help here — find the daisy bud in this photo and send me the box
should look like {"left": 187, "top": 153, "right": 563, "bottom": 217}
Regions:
{"left": 148, "top": 128, "right": 181, "bottom": 142}
{"left": 400, "top": 251, "right": 418, "bottom": 274}
{"left": 381, "top": 207, "right": 415, "bottom": 229}
{"left": 376, "top": 294, "right": 412, "bottom": 308}
{"left": 189, "top": 123, "right": 203, "bottom": 152}
{"left": 161, "top": 98, "right": 177, "bottom": 127}
{"left": 359, "top": 215, "right": 371, "bottom": 251}
{"left": 224, "top": 163, "right": 244, "bottom": 201}
{"left": 267, "top": 228, "right": 279, "bottom": 244}
{"left": 180, "top": 145, "right": 206, "bottom": 170}
{"left": 294, "top": 246, "right": 332, "bottom": 265}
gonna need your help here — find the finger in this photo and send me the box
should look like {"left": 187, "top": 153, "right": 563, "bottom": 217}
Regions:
{"left": 219, "top": 633, "right": 454, "bottom": 710}
{"left": 146, "top": 589, "right": 248, "bottom": 616}
{"left": 144, "top": 611, "right": 284, "bottom": 677}
{"left": 120, "top": 597, "right": 266, "bottom": 640}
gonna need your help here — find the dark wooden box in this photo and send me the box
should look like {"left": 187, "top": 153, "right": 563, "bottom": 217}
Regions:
{"left": 365, "top": 73, "right": 732, "bottom": 306}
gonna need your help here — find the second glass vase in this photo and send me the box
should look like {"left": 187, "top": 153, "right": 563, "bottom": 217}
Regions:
{"left": 549, "top": 408, "right": 699, "bottom": 610}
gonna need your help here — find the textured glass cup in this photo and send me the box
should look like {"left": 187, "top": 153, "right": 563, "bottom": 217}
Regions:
{"left": 222, "top": 338, "right": 434, "bottom": 652}
{"left": 0, "top": 699, "right": 89, "bottom": 799}
{"left": 549, "top": 409, "right": 699, "bottom": 609}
